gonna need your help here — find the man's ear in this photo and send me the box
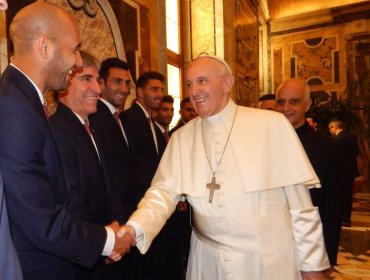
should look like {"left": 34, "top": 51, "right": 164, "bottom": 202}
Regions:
{"left": 136, "top": 87, "right": 143, "bottom": 98}
{"left": 36, "top": 35, "right": 50, "bottom": 59}
{"left": 223, "top": 74, "right": 234, "bottom": 93}
{"left": 305, "top": 98, "right": 313, "bottom": 112}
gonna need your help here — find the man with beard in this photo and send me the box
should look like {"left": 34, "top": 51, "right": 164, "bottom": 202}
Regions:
{"left": 119, "top": 71, "right": 166, "bottom": 279}
{"left": 169, "top": 97, "right": 197, "bottom": 137}
{"left": 0, "top": 3, "right": 131, "bottom": 279}
{"left": 154, "top": 95, "right": 174, "bottom": 142}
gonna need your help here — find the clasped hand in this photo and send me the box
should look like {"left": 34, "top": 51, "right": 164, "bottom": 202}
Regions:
{"left": 106, "top": 221, "right": 136, "bottom": 263}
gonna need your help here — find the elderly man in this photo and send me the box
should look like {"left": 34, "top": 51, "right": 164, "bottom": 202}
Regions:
{"left": 119, "top": 56, "right": 329, "bottom": 280}
{"left": 0, "top": 3, "right": 130, "bottom": 279}
{"left": 276, "top": 78, "right": 346, "bottom": 270}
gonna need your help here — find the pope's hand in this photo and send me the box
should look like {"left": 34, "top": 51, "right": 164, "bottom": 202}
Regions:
{"left": 117, "top": 225, "right": 136, "bottom": 241}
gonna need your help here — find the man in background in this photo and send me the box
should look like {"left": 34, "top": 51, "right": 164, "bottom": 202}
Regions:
{"left": 329, "top": 119, "right": 359, "bottom": 227}
{"left": 258, "top": 93, "right": 276, "bottom": 110}
{"left": 154, "top": 95, "right": 174, "bottom": 142}
{"left": 276, "top": 78, "right": 346, "bottom": 270}
{"left": 119, "top": 56, "right": 329, "bottom": 279}
{"left": 119, "top": 71, "right": 166, "bottom": 279}
{"left": 169, "top": 96, "right": 197, "bottom": 137}
{"left": 90, "top": 57, "right": 133, "bottom": 224}
{"left": 0, "top": 3, "right": 130, "bottom": 279}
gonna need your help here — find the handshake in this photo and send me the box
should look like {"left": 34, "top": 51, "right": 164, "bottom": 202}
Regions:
{"left": 106, "top": 222, "right": 137, "bottom": 263}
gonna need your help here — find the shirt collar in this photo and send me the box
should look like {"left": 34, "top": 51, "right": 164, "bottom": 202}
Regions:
{"left": 10, "top": 63, "right": 45, "bottom": 106}
{"left": 100, "top": 97, "right": 118, "bottom": 114}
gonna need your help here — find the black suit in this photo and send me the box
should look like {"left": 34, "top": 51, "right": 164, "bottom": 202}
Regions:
{"left": 89, "top": 99, "right": 133, "bottom": 224}
{"left": 168, "top": 119, "right": 185, "bottom": 137}
{"left": 0, "top": 65, "right": 106, "bottom": 279}
{"left": 119, "top": 102, "right": 166, "bottom": 279}
{"left": 296, "top": 122, "right": 346, "bottom": 265}
{"left": 119, "top": 102, "right": 166, "bottom": 208}
{"left": 334, "top": 130, "right": 359, "bottom": 224}
{"left": 50, "top": 102, "right": 111, "bottom": 279}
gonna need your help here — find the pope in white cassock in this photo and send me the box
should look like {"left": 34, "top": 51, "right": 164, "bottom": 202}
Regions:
{"left": 118, "top": 55, "right": 330, "bottom": 280}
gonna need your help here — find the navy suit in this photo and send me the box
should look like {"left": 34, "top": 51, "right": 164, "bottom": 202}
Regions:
{"left": 296, "top": 122, "right": 346, "bottom": 265}
{"left": 0, "top": 65, "right": 106, "bottom": 279}
{"left": 89, "top": 99, "right": 133, "bottom": 224}
{"left": 0, "top": 173, "right": 23, "bottom": 280}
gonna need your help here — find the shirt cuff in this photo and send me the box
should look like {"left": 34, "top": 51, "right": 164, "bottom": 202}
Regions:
{"left": 126, "top": 220, "right": 145, "bottom": 253}
{"left": 101, "top": 226, "right": 115, "bottom": 256}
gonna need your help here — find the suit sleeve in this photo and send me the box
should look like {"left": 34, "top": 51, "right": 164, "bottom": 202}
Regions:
{"left": 0, "top": 101, "right": 106, "bottom": 268}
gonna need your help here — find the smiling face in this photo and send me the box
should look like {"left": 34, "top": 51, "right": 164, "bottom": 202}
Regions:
{"left": 185, "top": 57, "right": 233, "bottom": 118}
{"left": 102, "top": 67, "right": 131, "bottom": 108}
{"left": 276, "top": 79, "right": 312, "bottom": 129}
{"left": 180, "top": 101, "right": 197, "bottom": 122}
{"left": 46, "top": 15, "right": 82, "bottom": 91}
{"left": 137, "top": 79, "right": 164, "bottom": 113}
{"left": 61, "top": 65, "right": 101, "bottom": 120}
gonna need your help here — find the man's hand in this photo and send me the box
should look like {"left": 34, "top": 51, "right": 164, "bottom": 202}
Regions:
{"left": 301, "top": 271, "right": 326, "bottom": 280}
{"left": 117, "top": 225, "right": 136, "bottom": 240}
{"left": 105, "top": 221, "right": 135, "bottom": 263}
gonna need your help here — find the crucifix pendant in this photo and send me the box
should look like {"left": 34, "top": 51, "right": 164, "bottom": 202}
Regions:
{"left": 206, "top": 176, "right": 221, "bottom": 203}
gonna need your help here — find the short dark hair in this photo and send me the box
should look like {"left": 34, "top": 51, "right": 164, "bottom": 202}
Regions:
{"left": 180, "top": 96, "right": 191, "bottom": 110}
{"left": 99, "top": 57, "right": 129, "bottom": 82}
{"left": 259, "top": 93, "right": 275, "bottom": 101}
{"left": 136, "top": 71, "right": 165, "bottom": 88}
{"left": 161, "top": 95, "right": 174, "bottom": 104}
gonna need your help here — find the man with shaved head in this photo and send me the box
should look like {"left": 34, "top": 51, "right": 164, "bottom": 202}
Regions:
{"left": 118, "top": 56, "right": 329, "bottom": 279}
{"left": 0, "top": 2, "right": 131, "bottom": 279}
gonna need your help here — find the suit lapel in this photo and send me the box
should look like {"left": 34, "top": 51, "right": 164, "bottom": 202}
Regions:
{"left": 2, "top": 66, "right": 47, "bottom": 123}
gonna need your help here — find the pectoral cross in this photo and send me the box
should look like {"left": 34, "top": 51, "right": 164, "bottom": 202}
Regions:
{"left": 206, "top": 176, "right": 220, "bottom": 203}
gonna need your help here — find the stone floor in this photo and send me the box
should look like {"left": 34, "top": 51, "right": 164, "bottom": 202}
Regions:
{"left": 328, "top": 192, "right": 370, "bottom": 279}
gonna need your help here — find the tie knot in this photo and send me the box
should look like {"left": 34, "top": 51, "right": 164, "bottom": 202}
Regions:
{"left": 114, "top": 111, "right": 119, "bottom": 120}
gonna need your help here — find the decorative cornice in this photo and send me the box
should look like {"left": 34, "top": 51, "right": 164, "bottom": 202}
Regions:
{"left": 68, "top": 0, "right": 98, "bottom": 17}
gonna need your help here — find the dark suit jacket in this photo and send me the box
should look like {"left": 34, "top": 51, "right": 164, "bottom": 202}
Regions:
{"left": 89, "top": 99, "right": 133, "bottom": 223}
{"left": 0, "top": 173, "right": 23, "bottom": 280}
{"left": 296, "top": 122, "right": 346, "bottom": 265}
{"left": 0, "top": 65, "right": 106, "bottom": 279}
{"left": 335, "top": 130, "right": 359, "bottom": 179}
{"left": 168, "top": 119, "right": 185, "bottom": 137}
{"left": 119, "top": 102, "right": 166, "bottom": 208}
{"left": 50, "top": 102, "right": 111, "bottom": 226}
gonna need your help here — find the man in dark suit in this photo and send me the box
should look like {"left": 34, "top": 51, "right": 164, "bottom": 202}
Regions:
{"left": 89, "top": 58, "right": 134, "bottom": 277}
{"left": 276, "top": 78, "right": 346, "bottom": 272}
{"left": 169, "top": 96, "right": 197, "bottom": 137}
{"left": 120, "top": 71, "right": 166, "bottom": 208}
{"left": 329, "top": 119, "right": 359, "bottom": 227}
{"left": 49, "top": 51, "right": 121, "bottom": 279}
{"left": 0, "top": 3, "right": 131, "bottom": 279}
{"left": 0, "top": 1, "right": 22, "bottom": 279}
{"left": 120, "top": 71, "right": 166, "bottom": 279}
{"left": 90, "top": 57, "right": 133, "bottom": 224}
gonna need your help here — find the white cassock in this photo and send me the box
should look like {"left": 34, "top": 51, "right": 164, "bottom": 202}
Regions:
{"left": 128, "top": 100, "right": 329, "bottom": 280}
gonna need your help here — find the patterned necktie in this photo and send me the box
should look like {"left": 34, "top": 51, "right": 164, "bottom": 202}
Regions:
{"left": 114, "top": 111, "right": 121, "bottom": 127}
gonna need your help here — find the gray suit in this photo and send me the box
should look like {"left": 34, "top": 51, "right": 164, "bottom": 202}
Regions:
{"left": 0, "top": 173, "right": 23, "bottom": 280}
